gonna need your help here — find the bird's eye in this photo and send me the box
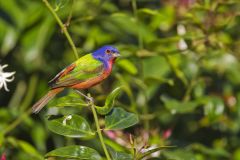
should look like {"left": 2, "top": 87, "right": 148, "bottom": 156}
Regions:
{"left": 105, "top": 49, "right": 111, "bottom": 54}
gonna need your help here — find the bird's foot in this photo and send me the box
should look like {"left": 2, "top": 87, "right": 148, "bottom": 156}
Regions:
{"left": 75, "top": 90, "right": 94, "bottom": 105}
{"left": 86, "top": 93, "right": 94, "bottom": 105}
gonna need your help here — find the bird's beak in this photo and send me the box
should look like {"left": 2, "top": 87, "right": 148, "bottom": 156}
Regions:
{"left": 113, "top": 52, "right": 121, "bottom": 58}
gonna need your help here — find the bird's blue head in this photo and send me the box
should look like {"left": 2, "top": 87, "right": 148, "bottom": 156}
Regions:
{"left": 92, "top": 46, "right": 120, "bottom": 66}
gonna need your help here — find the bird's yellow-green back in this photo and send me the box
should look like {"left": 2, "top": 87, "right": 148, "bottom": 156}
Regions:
{"left": 49, "top": 53, "right": 104, "bottom": 88}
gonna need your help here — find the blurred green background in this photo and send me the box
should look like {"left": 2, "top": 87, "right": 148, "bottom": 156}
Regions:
{"left": 1, "top": 0, "right": 240, "bottom": 159}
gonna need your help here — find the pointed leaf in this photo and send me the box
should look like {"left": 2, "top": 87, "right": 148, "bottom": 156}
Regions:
{"left": 162, "top": 149, "right": 196, "bottom": 160}
{"left": 117, "top": 59, "right": 138, "bottom": 75}
{"left": 95, "top": 87, "right": 122, "bottom": 115}
{"left": 161, "top": 96, "right": 201, "bottom": 114}
{"left": 1, "top": 27, "right": 18, "bottom": 55}
{"left": 190, "top": 143, "right": 230, "bottom": 158}
{"left": 105, "top": 107, "right": 139, "bottom": 130}
{"left": 48, "top": 91, "right": 87, "bottom": 108}
{"left": 138, "top": 8, "right": 158, "bottom": 15}
{"left": 137, "top": 146, "right": 175, "bottom": 160}
{"left": 143, "top": 56, "right": 171, "bottom": 80}
{"left": 46, "top": 114, "right": 95, "bottom": 138}
{"left": 108, "top": 147, "right": 133, "bottom": 160}
{"left": 7, "top": 137, "right": 43, "bottom": 159}
{"left": 45, "top": 145, "right": 101, "bottom": 160}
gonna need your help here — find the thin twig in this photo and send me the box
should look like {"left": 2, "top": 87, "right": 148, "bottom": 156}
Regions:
{"left": 131, "top": 0, "right": 143, "bottom": 49}
{"left": 64, "top": 0, "right": 74, "bottom": 28}
{"left": 3, "top": 108, "right": 32, "bottom": 135}
{"left": 75, "top": 92, "right": 111, "bottom": 160}
{"left": 42, "top": 0, "right": 79, "bottom": 60}
{"left": 90, "top": 103, "right": 111, "bottom": 160}
{"left": 163, "top": 53, "right": 188, "bottom": 85}
{"left": 20, "top": 75, "right": 38, "bottom": 112}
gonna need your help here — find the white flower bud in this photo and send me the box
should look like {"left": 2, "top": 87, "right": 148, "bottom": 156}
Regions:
{"left": 177, "top": 24, "right": 186, "bottom": 36}
{"left": 178, "top": 39, "right": 188, "bottom": 51}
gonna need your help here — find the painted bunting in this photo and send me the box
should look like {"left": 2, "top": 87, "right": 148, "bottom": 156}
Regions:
{"left": 32, "top": 46, "right": 120, "bottom": 113}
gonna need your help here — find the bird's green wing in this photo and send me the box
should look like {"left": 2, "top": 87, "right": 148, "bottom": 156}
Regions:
{"left": 48, "top": 54, "right": 104, "bottom": 89}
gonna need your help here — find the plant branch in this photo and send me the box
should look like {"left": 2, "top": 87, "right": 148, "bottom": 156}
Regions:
{"left": 75, "top": 92, "right": 111, "bottom": 159}
{"left": 20, "top": 75, "right": 38, "bottom": 112}
{"left": 42, "top": 0, "right": 79, "bottom": 59}
{"left": 131, "top": 0, "right": 143, "bottom": 49}
{"left": 64, "top": 0, "right": 74, "bottom": 27}
{"left": 3, "top": 108, "right": 32, "bottom": 136}
{"left": 89, "top": 99, "right": 111, "bottom": 160}
{"left": 4, "top": 75, "right": 38, "bottom": 135}
{"left": 163, "top": 53, "right": 188, "bottom": 85}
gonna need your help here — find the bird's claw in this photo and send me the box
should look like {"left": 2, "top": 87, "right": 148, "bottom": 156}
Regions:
{"left": 86, "top": 93, "right": 94, "bottom": 105}
{"left": 75, "top": 90, "right": 94, "bottom": 105}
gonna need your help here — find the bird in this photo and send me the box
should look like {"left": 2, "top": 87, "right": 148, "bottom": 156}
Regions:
{"left": 32, "top": 45, "right": 120, "bottom": 113}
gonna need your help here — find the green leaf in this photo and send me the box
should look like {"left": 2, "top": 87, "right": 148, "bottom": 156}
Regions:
{"left": 95, "top": 87, "right": 122, "bottom": 115}
{"left": 117, "top": 59, "right": 138, "bottom": 75}
{"left": 150, "top": 6, "right": 175, "bottom": 31}
{"left": 18, "top": 140, "right": 43, "bottom": 159}
{"left": 31, "top": 123, "right": 47, "bottom": 153}
{"left": 108, "top": 147, "right": 132, "bottom": 160}
{"left": 48, "top": 91, "right": 87, "bottom": 108}
{"left": 0, "top": 133, "right": 3, "bottom": 145}
{"left": 109, "top": 12, "right": 156, "bottom": 43}
{"left": 7, "top": 137, "right": 43, "bottom": 159}
{"left": 136, "top": 146, "right": 175, "bottom": 160}
{"left": 162, "top": 149, "right": 196, "bottom": 160}
{"left": 233, "top": 149, "right": 240, "bottom": 160}
{"left": 138, "top": 8, "right": 158, "bottom": 15}
{"left": 1, "top": 27, "right": 18, "bottom": 55}
{"left": 203, "top": 96, "right": 225, "bottom": 121}
{"left": 105, "top": 107, "right": 139, "bottom": 130}
{"left": 161, "top": 96, "right": 201, "bottom": 114}
{"left": 45, "top": 145, "right": 101, "bottom": 160}
{"left": 55, "top": 0, "right": 69, "bottom": 11}
{"left": 190, "top": 143, "right": 230, "bottom": 158}
{"left": 46, "top": 114, "right": 95, "bottom": 138}
{"left": 142, "top": 56, "right": 171, "bottom": 81}
{"left": 20, "top": 16, "right": 54, "bottom": 71}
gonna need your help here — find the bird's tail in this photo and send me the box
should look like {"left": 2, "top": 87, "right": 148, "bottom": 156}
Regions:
{"left": 32, "top": 88, "right": 63, "bottom": 113}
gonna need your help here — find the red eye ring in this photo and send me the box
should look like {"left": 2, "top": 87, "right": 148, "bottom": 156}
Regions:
{"left": 105, "top": 49, "right": 111, "bottom": 54}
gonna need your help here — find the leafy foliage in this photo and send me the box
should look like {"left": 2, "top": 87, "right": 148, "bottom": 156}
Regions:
{"left": 45, "top": 145, "right": 101, "bottom": 160}
{"left": 46, "top": 114, "right": 95, "bottom": 138}
{"left": 105, "top": 107, "right": 139, "bottom": 130}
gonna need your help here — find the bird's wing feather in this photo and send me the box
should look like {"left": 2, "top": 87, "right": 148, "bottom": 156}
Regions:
{"left": 48, "top": 63, "right": 76, "bottom": 87}
{"left": 49, "top": 54, "right": 104, "bottom": 89}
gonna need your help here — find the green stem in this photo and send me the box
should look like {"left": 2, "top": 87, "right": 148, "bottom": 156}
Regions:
{"left": 3, "top": 75, "right": 39, "bottom": 135}
{"left": 90, "top": 103, "right": 111, "bottom": 160}
{"left": 115, "top": 74, "right": 137, "bottom": 112}
{"left": 163, "top": 53, "right": 188, "bottom": 85}
{"left": 3, "top": 108, "right": 32, "bottom": 135}
{"left": 42, "top": 0, "right": 79, "bottom": 59}
{"left": 131, "top": 0, "right": 143, "bottom": 49}
{"left": 20, "top": 75, "right": 38, "bottom": 112}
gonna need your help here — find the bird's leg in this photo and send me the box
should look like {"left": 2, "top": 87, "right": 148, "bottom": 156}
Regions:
{"left": 75, "top": 89, "right": 89, "bottom": 100}
{"left": 75, "top": 90, "right": 94, "bottom": 104}
{"left": 86, "top": 93, "right": 94, "bottom": 104}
